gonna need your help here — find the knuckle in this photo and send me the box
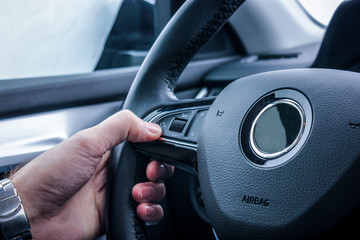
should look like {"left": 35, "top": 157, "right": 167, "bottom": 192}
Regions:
{"left": 119, "top": 111, "right": 146, "bottom": 141}
{"left": 120, "top": 109, "right": 137, "bottom": 121}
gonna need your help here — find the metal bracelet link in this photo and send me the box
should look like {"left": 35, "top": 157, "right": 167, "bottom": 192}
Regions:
{"left": 0, "top": 179, "right": 32, "bottom": 240}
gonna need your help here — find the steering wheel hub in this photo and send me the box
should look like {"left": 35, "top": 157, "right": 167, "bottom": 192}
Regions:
{"left": 198, "top": 69, "right": 360, "bottom": 239}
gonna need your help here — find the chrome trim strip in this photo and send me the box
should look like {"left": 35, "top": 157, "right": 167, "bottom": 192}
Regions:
{"left": 212, "top": 228, "right": 220, "bottom": 240}
{"left": 158, "top": 137, "right": 197, "bottom": 151}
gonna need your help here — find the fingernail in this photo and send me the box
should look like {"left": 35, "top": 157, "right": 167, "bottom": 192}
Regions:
{"left": 140, "top": 186, "right": 154, "bottom": 200}
{"left": 145, "top": 205, "right": 156, "bottom": 218}
{"left": 146, "top": 123, "right": 161, "bottom": 135}
{"left": 156, "top": 164, "right": 166, "bottom": 179}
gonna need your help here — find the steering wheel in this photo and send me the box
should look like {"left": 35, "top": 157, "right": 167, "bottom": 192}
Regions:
{"left": 105, "top": 0, "right": 360, "bottom": 239}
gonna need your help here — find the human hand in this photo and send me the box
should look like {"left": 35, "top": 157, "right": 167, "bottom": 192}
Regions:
{"left": 10, "top": 110, "right": 165, "bottom": 240}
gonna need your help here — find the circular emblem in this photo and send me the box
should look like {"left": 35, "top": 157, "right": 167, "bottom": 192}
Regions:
{"left": 240, "top": 89, "right": 312, "bottom": 167}
{"left": 249, "top": 99, "right": 305, "bottom": 159}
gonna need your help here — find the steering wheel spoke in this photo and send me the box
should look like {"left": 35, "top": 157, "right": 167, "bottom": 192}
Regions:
{"left": 132, "top": 98, "right": 214, "bottom": 174}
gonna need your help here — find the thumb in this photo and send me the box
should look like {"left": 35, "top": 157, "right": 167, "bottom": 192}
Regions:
{"left": 75, "top": 110, "right": 162, "bottom": 155}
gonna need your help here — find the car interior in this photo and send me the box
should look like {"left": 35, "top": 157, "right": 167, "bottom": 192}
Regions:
{"left": 1, "top": 0, "right": 360, "bottom": 239}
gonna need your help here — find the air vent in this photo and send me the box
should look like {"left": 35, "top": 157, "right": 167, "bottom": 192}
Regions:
{"left": 258, "top": 53, "right": 299, "bottom": 61}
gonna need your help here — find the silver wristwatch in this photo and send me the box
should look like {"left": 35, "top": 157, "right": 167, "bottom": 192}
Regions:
{"left": 0, "top": 178, "right": 32, "bottom": 240}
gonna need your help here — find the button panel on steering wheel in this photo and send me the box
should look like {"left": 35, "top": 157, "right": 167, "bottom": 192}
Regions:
{"left": 151, "top": 107, "right": 209, "bottom": 147}
{"left": 132, "top": 104, "right": 212, "bottom": 172}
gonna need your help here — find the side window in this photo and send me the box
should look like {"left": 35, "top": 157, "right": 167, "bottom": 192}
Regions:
{"left": 0, "top": 0, "right": 121, "bottom": 80}
{"left": 297, "top": 0, "right": 343, "bottom": 27}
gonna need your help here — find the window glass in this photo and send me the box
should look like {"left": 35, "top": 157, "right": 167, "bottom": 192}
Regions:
{"left": 0, "top": 0, "right": 123, "bottom": 80}
{"left": 297, "top": 0, "right": 344, "bottom": 27}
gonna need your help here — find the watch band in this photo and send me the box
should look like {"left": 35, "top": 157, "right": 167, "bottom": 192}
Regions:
{"left": 0, "top": 179, "right": 32, "bottom": 240}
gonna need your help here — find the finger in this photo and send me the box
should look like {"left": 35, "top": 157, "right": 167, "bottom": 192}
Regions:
{"left": 136, "top": 203, "right": 163, "bottom": 223}
{"left": 72, "top": 110, "right": 162, "bottom": 155}
{"left": 146, "top": 161, "right": 175, "bottom": 182}
{"left": 132, "top": 182, "right": 166, "bottom": 203}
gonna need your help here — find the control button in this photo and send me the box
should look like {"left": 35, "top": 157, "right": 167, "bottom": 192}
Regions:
{"left": 185, "top": 110, "right": 208, "bottom": 142}
{"left": 157, "top": 116, "right": 173, "bottom": 131}
{"left": 174, "top": 111, "right": 191, "bottom": 120}
{"left": 169, "top": 118, "right": 187, "bottom": 133}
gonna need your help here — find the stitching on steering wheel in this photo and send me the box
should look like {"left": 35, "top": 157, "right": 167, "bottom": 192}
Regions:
{"left": 165, "top": 0, "right": 244, "bottom": 92}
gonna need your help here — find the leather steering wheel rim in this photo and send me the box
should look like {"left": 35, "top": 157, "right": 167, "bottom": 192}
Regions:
{"left": 105, "top": 1, "right": 245, "bottom": 239}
